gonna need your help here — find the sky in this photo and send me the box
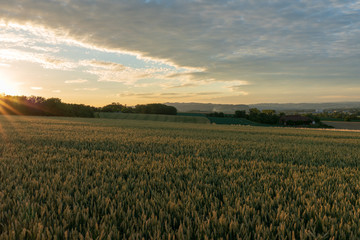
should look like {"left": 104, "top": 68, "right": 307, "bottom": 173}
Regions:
{"left": 0, "top": 0, "right": 359, "bottom": 107}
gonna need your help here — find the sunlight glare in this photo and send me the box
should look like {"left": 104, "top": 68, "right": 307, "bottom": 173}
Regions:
{"left": 0, "top": 72, "right": 20, "bottom": 96}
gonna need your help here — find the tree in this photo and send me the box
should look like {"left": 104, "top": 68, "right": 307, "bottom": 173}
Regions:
{"left": 248, "top": 108, "right": 261, "bottom": 122}
{"left": 134, "top": 104, "right": 177, "bottom": 115}
{"left": 262, "top": 110, "right": 275, "bottom": 115}
{"left": 101, "top": 102, "right": 125, "bottom": 112}
{"left": 234, "top": 110, "right": 246, "bottom": 118}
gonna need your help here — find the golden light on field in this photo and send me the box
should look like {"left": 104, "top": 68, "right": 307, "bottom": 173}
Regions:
{"left": 0, "top": 72, "right": 20, "bottom": 96}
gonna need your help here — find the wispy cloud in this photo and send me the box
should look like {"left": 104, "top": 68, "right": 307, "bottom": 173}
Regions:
{"left": 31, "top": 87, "right": 43, "bottom": 90}
{"left": 116, "top": 91, "right": 223, "bottom": 100}
{"left": 80, "top": 59, "right": 199, "bottom": 85}
{"left": 80, "top": 60, "right": 126, "bottom": 70}
{"left": 225, "top": 80, "right": 251, "bottom": 93}
{"left": 65, "top": 79, "right": 88, "bottom": 84}
{"left": 165, "top": 82, "right": 202, "bottom": 89}
{"left": 0, "top": 63, "right": 11, "bottom": 67}
{"left": 75, "top": 88, "right": 98, "bottom": 91}
{"left": 0, "top": 49, "right": 76, "bottom": 70}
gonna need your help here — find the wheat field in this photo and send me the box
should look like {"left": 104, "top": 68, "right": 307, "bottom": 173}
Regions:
{"left": 0, "top": 115, "right": 360, "bottom": 239}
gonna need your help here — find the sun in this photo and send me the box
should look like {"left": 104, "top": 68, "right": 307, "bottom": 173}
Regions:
{"left": 0, "top": 72, "right": 20, "bottom": 96}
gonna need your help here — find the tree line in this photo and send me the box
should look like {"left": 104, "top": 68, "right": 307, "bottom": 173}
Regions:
{"left": 101, "top": 102, "right": 177, "bottom": 115}
{"left": 316, "top": 111, "right": 360, "bottom": 121}
{"left": 208, "top": 108, "right": 321, "bottom": 125}
{"left": 0, "top": 95, "right": 95, "bottom": 118}
{"left": 207, "top": 108, "right": 282, "bottom": 124}
{"left": 0, "top": 95, "right": 177, "bottom": 118}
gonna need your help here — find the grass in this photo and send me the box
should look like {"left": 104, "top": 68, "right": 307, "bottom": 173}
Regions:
{"left": 1, "top": 115, "right": 360, "bottom": 239}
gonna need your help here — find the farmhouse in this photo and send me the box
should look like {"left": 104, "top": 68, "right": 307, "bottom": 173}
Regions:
{"left": 279, "top": 115, "right": 313, "bottom": 126}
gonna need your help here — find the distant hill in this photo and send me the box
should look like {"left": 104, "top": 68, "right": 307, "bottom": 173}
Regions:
{"left": 165, "top": 102, "right": 249, "bottom": 113}
{"left": 166, "top": 102, "right": 360, "bottom": 113}
{"left": 250, "top": 102, "right": 360, "bottom": 111}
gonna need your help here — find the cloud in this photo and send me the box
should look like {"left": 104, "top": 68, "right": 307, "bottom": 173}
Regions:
{"left": 80, "top": 59, "right": 136, "bottom": 84}
{"left": 165, "top": 82, "right": 202, "bottom": 89}
{"left": 65, "top": 79, "right": 88, "bottom": 84}
{"left": 116, "top": 91, "right": 223, "bottom": 100}
{"left": 237, "top": 91, "right": 249, "bottom": 96}
{"left": 0, "top": 0, "right": 359, "bottom": 96}
{"left": 0, "top": 63, "right": 11, "bottom": 67}
{"left": 31, "top": 87, "right": 43, "bottom": 90}
{"left": 30, "top": 46, "right": 59, "bottom": 53}
{"left": 225, "top": 81, "right": 251, "bottom": 93}
{"left": 80, "top": 59, "right": 198, "bottom": 85}
{"left": 0, "top": 49, "right": 76, "bottom": 70}
{"left": 0, "top": 32, "right": 28, "bottom": 45}
{"left": 80, "top": 60, "right": 126, "bottom": 71}
{"left": 75, "top": 88, "right": 98, "bottom": 91}
{"left": 229, "top": 85, "right": 249, "bottom": 92}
